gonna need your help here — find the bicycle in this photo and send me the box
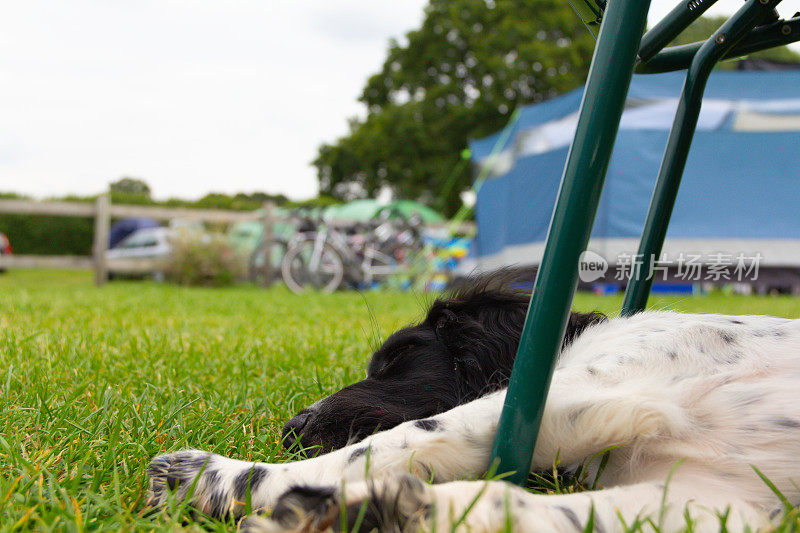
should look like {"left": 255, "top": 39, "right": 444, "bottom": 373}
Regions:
{"left": 280, "top": 213, "right": 422, "bottom": 293}
{"left": 248, "top": 212, "right": 317, "bottom": 286}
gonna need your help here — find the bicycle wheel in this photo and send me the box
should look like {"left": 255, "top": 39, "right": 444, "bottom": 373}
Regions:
{"left": 281, "top": 238, "right": 344, "bottom": 293}
{"left": 249, "top": 239, "right": 288, "bottom": 286}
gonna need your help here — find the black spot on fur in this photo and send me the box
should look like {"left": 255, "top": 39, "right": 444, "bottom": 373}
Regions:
{"left": 414, "top": 419, "right": 440, "bottom": 432}
{"left": 587, "top": 366, "right": 597, "bottom": 375}
{"left": 717, "top": 350, "right": 744, "bottom": 365}
{"left": 668, "top": 351, "right": 677, "bottom": 360}
{"left": 774, "top": 329, "right": 786, "bottom": 337}
{"left": 770, "top": 507, "right": 784, "bottom": 520}
{"left": 719, "top": 331, "right": 736, "bottom": 344}
{"left": 337, "top": 475, "right": 429, "bottom": 532}
{"left": 234, "top": 465, "right": 270, "bottom": 501}
{"left": 557, "top": 505, "right": 582, "bottom": 530}
{"left": 166, "top": 475, "right": 179, "bottom": 491}
{"left": 775, "top": 417, "right": 800, "bottom": 429}
{"left": 272, "top": 485, "right": 338, "bottom": 528}
{"left": 464, "top": 431, "right": 485, "bottom": 448}
{"left": 730, "top": 319, "right": 744, "bottom": 325}
{"left": 347, "top": 446, "right": 369, "bottom": 464}
{"left": 204, "top": 469, "right": 222, "bottom": 490}
{"left": 206, "top": 486, "right": 230, "bottom": 518}
{"left": 568, "top": 405, "right": 588, "bottom": 424}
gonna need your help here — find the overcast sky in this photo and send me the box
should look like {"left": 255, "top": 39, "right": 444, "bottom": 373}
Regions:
{"left": 1, "top": 1, "right": 796, "bottom": 201}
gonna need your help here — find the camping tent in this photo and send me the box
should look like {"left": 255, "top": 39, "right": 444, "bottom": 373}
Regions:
{"left": 470, "top": 70, "right": 800, "bottom": 282}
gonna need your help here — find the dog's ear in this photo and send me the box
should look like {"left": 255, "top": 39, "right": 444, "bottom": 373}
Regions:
{"left": 564, "top": 311, "right": 606, "bottom": 347}
{"left": 434, "top": 309, "right": 459, "bottom": 341}
{"left": 431, "top": 305, "right": 514, "bottom": 399}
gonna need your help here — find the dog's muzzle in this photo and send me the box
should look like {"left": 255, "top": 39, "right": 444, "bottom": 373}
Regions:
{"left": 281, "top": 409, "right": 313, "bottom": 449}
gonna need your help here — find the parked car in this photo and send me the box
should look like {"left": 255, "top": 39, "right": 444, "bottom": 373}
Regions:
{"left": 106, "top": 227, "right": 171, "bottom": 280}
{"left": 108, "top": 217, "right": 159, "bottom": 249}
{"left": 0, "top": 232, "right": 11, "bottom": 273}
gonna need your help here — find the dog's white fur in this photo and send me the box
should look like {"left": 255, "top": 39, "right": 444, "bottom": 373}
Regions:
{"left": 149, "top": 311, "right": 800, "bottom": 531}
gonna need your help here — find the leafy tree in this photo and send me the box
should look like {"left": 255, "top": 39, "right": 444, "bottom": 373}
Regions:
{"left": 194, "top": 192, "right": 289, "bottom": 211}
{"left": 314, "top": 0, "right": 596, "bottom": 216}
{"left": 109, "top": 177, "right": 151, "bottom": 197}
{"left": 670, "top": 16, "right": 800, "bottom": 69}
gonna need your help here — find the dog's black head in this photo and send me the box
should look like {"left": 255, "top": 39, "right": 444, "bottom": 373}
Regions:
{"left": 282, "top": 268, "right": 605, "bottom": 453}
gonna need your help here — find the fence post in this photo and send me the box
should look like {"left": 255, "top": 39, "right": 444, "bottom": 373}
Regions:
{"left": 93, "top": 193, "right": 110, "bottom": 286}
{"left": 260, "top": 201, "right": 275, "bottom": 287}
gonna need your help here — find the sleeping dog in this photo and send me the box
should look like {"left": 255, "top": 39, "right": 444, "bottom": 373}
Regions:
{"left": 148, "top": 269, "right": 800, "bottom": 531}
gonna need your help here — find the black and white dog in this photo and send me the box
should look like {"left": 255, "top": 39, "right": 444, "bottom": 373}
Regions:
{"left": 148, "top": 269, "right": 800, "bottom": 531}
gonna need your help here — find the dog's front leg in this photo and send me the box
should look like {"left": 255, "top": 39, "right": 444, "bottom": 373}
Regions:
{"left": 242, "top": 475, "right": 771, "bottom": 533}
{"left": 147, "top": 391, "right": 506, "bottom": 519}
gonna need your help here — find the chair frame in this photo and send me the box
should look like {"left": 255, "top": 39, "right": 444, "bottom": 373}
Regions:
{"left": 490, "top": 0, "right": 800, "bottom": 485}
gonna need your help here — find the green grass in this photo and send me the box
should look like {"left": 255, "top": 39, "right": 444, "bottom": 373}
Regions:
{"left": 2, "top": 270, "right": 800, "bottom": 531}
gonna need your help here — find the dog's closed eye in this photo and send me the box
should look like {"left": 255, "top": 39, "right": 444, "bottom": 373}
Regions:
{"left": 373, "top": 345, "right": 414, "bottom": 378}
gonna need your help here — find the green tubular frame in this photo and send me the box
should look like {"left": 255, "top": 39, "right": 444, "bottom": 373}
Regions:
{"left": 491, "top": 0, "right": 798, "bottom": 484}
{"left": 622, "top": 0, "right": 786, "bottom": 315}
{"left": 637, "top": 15, "right": 800, "bottom": 74}
{"left": 490, "top": 0, "right": 651, "bottom": 485}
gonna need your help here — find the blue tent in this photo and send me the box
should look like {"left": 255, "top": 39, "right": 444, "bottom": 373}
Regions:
{"left": 471, "top": 71, "right": 800, "bottom": 273}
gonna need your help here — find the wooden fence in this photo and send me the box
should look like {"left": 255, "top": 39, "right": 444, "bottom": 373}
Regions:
{"left": 0, "top": 196, "right": 272, "bottom": 286}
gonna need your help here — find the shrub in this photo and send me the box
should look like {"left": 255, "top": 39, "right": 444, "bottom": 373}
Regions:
{"left": 165, "top": 231, "right": 246, "bottom": 287}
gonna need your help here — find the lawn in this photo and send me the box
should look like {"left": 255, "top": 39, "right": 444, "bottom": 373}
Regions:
{"left": 2, "top": 270, "right": 800, "bottom": 531}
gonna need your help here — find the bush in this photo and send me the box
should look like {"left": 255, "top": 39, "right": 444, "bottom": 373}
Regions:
{"left": 165, "top": 231, "right": 246, "bottom": 287}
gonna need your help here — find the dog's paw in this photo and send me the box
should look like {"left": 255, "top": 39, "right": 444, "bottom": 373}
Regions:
{"left": 247, "top": 475, "right": 432, "bottom": 532}
{"left": 148, "top": 449, "right": 254, "bottom": 519}
{"left": 148, "top": 450, "right": 213, "bottom": 507}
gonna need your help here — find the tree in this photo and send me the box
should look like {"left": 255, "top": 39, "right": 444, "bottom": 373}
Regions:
{"left": 314, "top": 0, "right": 596, "bottom": 216}
{"left": 670, "top": 16, "right": 800, "bottom": 68}
{"left": 109, "top": 177, "right": 151, "bottom": 198}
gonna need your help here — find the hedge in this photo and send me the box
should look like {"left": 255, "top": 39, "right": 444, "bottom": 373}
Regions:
{"left": 0, "top": 215, "right": 94, "bottom": 256}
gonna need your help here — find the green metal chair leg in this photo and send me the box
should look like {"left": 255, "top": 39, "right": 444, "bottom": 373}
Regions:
{"left": 489, "top": 0, "right": 651, "bottom": 485}
{"left": 621, "top": 0, "right": 785, "bottom": 316}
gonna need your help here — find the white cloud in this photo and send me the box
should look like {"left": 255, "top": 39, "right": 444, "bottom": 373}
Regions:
{"left": 0, "top": 0, "right": 426, "bottom": 200}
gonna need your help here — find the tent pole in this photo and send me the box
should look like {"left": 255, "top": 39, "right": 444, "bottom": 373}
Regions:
{"left": 621, "top": 0, "right": 784, "bottom": 316}
{"left": 489, "top": 0, "right": 650, "bottom": 486}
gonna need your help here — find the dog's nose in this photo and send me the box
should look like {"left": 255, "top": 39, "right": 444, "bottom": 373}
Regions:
{"left": 281, "top": 410, "right": 312, "bottom": 449}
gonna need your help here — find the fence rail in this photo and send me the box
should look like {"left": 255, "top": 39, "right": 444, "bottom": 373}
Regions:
{"left": 0, "top": 254, "right": 94, "bottom": 270}
{"left": 0, "top": 254, "right": 161, "bottom": 273}
{"left": 0, "top": 199, "right": 262, "bottom": 223}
